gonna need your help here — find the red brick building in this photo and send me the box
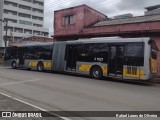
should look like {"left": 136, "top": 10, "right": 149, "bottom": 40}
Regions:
{"left": 23, "top": 36, "right": 54, "bottom": 42}
{"left": 54, "top": 4, "right": 160, "bottom": 75}
{"left": 54, "top": 4, "right": 160, "bottom": 40}
{"left": 54, "top": 5, "right": 107, "bottom": 40}
{"left": 9, "top": 36, "right": 54, "bottom": 46}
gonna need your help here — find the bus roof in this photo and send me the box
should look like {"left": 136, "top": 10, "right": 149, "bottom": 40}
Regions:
{"left": 10, "top": 37, "right": 150, "bottom": 47}
{"left": 13, "top": 42, "right": 53, "bottom": 47}
{"left": 62, "top": 37, "right": 150, "bottom": 44}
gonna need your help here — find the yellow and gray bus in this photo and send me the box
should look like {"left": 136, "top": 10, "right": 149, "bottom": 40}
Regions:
{"left": 4, "top": 37, "right": 157, "bottom": 81}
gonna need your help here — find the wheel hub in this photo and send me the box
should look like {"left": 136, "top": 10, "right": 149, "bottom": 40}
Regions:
{"left": 13, "top": 63, "right": 16, "bottom": 67}
{"left": 38, "top": 66, "right": 42, "bottom": 70}
{"left": 93, "top": 70, "right": 99, "bottom": 77}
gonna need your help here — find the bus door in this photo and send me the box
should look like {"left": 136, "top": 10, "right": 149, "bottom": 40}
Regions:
{"left": 108, "top": 46, "right": 124, "bottom": 77}
{"left": 18, "top": 48, "right": 25, "bottom": 66}
{"left": 66, "top": 45, "right": 78, "bottom": 71}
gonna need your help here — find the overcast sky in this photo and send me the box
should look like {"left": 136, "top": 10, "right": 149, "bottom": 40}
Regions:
{"left": 44, "top": 0, "right": 160, "bottom": 36}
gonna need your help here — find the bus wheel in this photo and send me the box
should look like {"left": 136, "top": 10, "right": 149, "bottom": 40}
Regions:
{"left": 37, "top": 62, "right": 44, "bottom": 72}
{"left": 11, "top": 61, "right": 17, "bottom": 69}
{"left": 90, "top": 66, "right": 103, "bottom": 79}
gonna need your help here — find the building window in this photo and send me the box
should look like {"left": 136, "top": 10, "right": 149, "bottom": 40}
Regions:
{"left": 33, "top": 24, "right": 42, "bottom": 27}
{"left": 18, "top": 13, "right": 31, "bottom": 18}
{"left": 24, "top": 29, "right": 32, "bottom": 34}
{"left": 33, "top": 31, "right": 40, "bottom": 35}
{"left": 4, "top": 9, "right": 17, "bottom": 15}
{"left": 33, "top": 0, "right": 44, "bottom": 6}
{"left": 14, "top": 28, "right": 23, "bottom": 33}
{"left": 22, "top": 0, "right": 32, "bottom": 3}
{"left": 4, "top": 18, "right": 17, "bottom": 23}
{"left": 64, "top": 15, "right": 74, "bottom": 25}
{"left": 32, "top": 16, "right": 43, "bottom": 21}
{"left": 4, "top": 1, "right": 17, "bottom": 7}
{"left": 19, "top": 4, "right": 31, "bottom": 11}
{"left": 32, "top": 8, "right": 43, "bottom": 13}
{"left": 19, "top": 20, "right": 32, "bottom": 26}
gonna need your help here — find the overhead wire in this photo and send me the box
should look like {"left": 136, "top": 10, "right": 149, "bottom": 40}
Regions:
{"left": 44, "top": 0, "right": 71, "bottom": 10}
{"left": 43, "top": 0, "right": 120, "bottom": 33}
{"left": 45, "top": 0, "right": 70, "bottom": 6}
{"left": 94, "top": 0, "right": 119, "bottom": 8}
{"left": 44, "top": 0, "right": 119, "bottom": 14}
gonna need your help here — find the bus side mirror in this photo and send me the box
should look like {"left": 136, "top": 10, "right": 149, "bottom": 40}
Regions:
{"left": 148, "top": 40, "right": 152, "bottom": 45}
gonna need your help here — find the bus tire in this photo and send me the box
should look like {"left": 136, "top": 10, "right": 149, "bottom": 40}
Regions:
{"left": 37, "top": 62, "right": 44, "bottom": 72}
{"left": 90, "top": 66, "right": 103, "bottom": 79}
{"left": 27, "top": 68, "right": 31, "bottom": 70}
{"left": 11, "top": 61, "right": 17, "bottom": 69}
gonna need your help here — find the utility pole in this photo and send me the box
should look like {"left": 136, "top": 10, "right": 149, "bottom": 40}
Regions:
{"left": 0, "top": 19, "right": 8, "bottom": 64}
{"left": 5, "top": 20, "right": 8, "bottom": 51}
{"left": 0, "top": 19, "right": 8, "bottom": 52}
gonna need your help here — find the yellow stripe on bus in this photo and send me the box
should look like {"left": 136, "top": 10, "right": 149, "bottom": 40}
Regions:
{"left": 29, "top": 61, "right": 52, "bottom": 68}
{"left": 79, "top": 65, "right": 92, "bottom": 72}
{"left": 151, "top": 58, "right": 157, "bottom": 73}
{"left": 29, "top": 61, "right": 38, "bottom": 67}
{"left": 101, "top": 66, "right": 107, "bottom": 74}
{"left": 79, "top": 65, "right": 108, "bottom": 74}
{"left": 123, "top": 68, "right": 144, "bottom": 79}
{"left": 79, "top": 64, "right": 144, "bottom": 78}
{"left": 43, "top": 61, "right": 52, "bottom": 68}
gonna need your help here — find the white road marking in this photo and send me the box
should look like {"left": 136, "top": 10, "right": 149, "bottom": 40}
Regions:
{"left": 0, "top": 79, "right": 42, "bottom": 86}
{"left": 0, "top": 92, "right": 72, "bottom": 120}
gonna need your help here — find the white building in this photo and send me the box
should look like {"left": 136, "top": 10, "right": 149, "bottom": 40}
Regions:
{"left": 0, "top": 0, "right": 49, "bottom": 47}
{"left": 114, "top": 13, "right": 133, "bottom": 19}
{"left": 145, "top": 4, "right": 160, "bottom": 16}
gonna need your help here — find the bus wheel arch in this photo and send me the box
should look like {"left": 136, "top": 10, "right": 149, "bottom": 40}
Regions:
{"left": 11, "top": 61, "right": 17, "bottom": 69}
{"left": 37, "top": 61, "right": 44, "bottom": 71}
{"left": 90, "top": 65, "right": 103, "bottom": 79}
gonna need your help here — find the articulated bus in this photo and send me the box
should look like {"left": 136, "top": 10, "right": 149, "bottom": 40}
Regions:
{"left": 4, "top": 37, "right": 157, "bottom": 81}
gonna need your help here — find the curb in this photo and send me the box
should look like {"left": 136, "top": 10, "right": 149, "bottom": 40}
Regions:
{"left": 151, "top": 78, "right": 160, "bottom": 84}
{"left": 0, "top": 65, "right": 9, "bottom": 68}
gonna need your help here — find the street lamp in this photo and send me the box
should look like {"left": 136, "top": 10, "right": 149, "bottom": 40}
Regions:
{"left": 0, "top": 19, "right": 8, "bottom": 51}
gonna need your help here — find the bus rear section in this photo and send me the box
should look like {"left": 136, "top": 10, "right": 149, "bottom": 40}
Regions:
{"left": 63, "top": 38, "right": 152, "bottom": 81}
{"left": 5, "top": 44, "right": 53, "bottom": 71}
{"left": 122, "top": 41, "right": 151, "bottom": 80}
{"left": 150, "top": 50, "right": 157, "bottom": 75}
{"left": 19, "top": 45, "right": 53, "bottom": 71}
{"left": 4, "top": 46, "right": 18, "bottom": 67}
{"left": 150, "top": 40, "right": 158, "bottom": 75}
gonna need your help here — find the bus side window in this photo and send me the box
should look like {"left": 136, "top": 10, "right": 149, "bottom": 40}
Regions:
{"left": 77, "top": 43, "right": 108, "bottom": 63}
{"left": 124, "top": 43, "right": 144, "bottom": 66}
{"left": 92, "top": 43, "right": 108, "bottom": 63}
{"left": 124, "top": 43, "right": 144, "bottom": 57}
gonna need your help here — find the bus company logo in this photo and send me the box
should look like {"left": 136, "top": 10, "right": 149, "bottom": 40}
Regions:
{"left": 1, "top": 112, "right": 43, "bottom": 118}
{"left": 2, "top": 112, "right": 11, "bottom": 117}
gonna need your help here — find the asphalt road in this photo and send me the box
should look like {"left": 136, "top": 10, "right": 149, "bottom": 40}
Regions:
{"left": 0, "top": 67, "right": 160, "bottom": 120}
{"left": 0, "top": 93, "right": 59, "bottom": 120}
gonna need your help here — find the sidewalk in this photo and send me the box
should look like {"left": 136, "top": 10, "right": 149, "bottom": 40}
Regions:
{"left": 151, "top": 75, "right": 160, "bottom": 84}
{"left": 0, "top": 93, "right": 60, "bottom": 120}
{"left": 0, "top": 63, "right": 8, "bottom": 67}
{"left": 0, "top": 65, "right": 10, "bottom": 69}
